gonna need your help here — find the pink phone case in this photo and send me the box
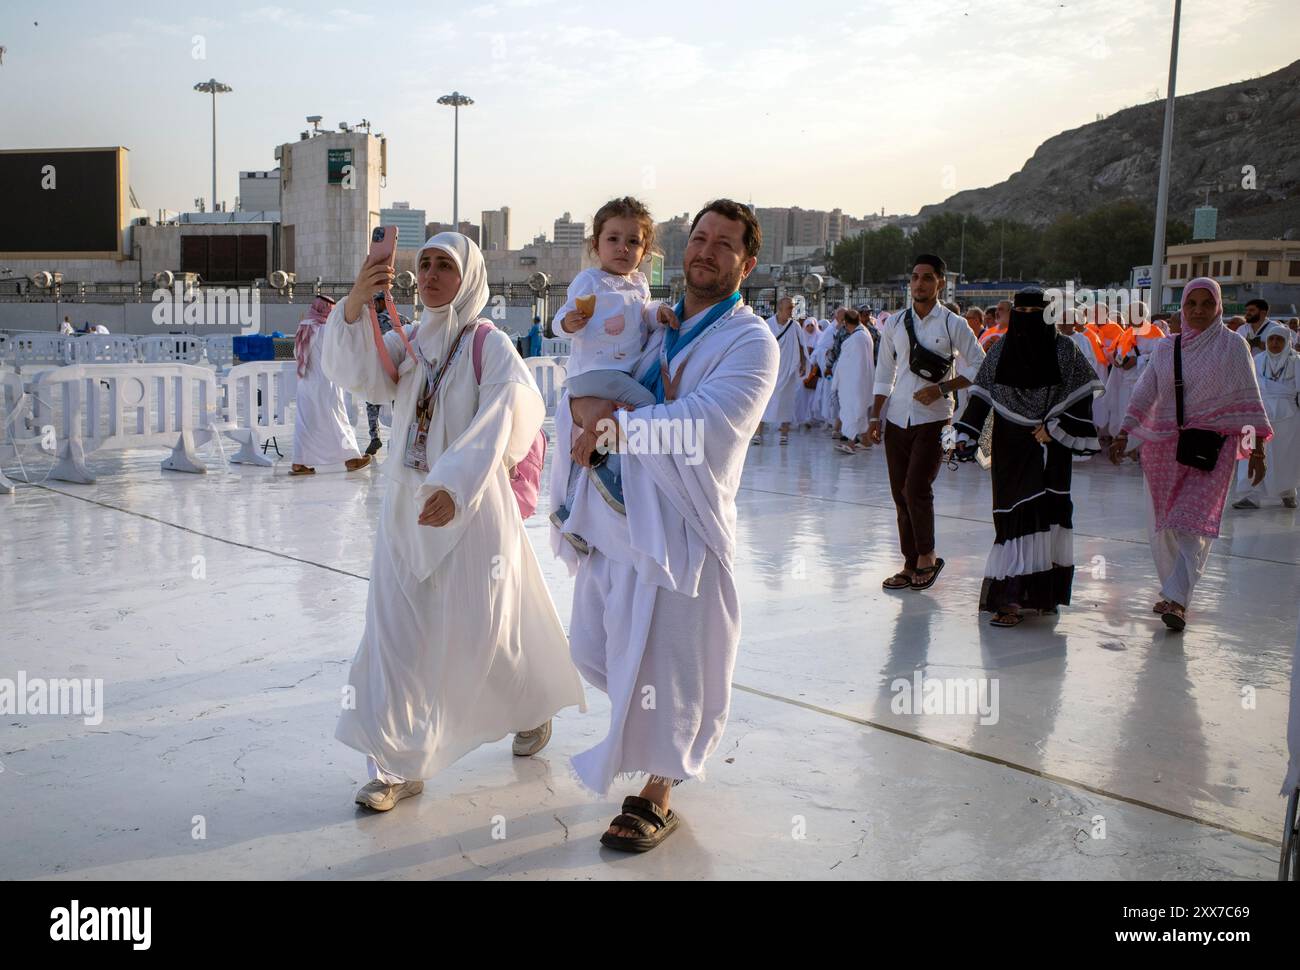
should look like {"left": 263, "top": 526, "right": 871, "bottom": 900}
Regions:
{"left": 369, "top": 226, "right": 397, "bottom": 274}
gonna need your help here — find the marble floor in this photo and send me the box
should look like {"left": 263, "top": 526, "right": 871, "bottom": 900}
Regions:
{"left": 1, "top": 420, "right": 1294, "bottom": 880}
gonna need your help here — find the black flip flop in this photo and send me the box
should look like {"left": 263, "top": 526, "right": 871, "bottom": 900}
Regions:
{"left": 1161, "top": 609, "right": 1187, "bottom": 632}
{"left": 600, "top": 795, "right": 680, "bottom": 853}
{"left": 882, "top": 572, "right": 913, "bottom": 591}
{"left": 910, "top": 558, "right": 946, "bottom": 590}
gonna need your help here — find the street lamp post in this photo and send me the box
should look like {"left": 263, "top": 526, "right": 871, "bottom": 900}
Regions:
{"left": 437, "top": 92, "right": 474, "bottom": 229}
{"left": 193, "top": 79, "right": 232, "bottom": 212}
{"left": 1150, "top": 0, "right": 1182, "bottom": 315}
{"left": 959, "top": 214, "right": 967, "bottom": 279}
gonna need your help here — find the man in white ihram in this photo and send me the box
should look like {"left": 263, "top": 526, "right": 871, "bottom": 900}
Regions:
{"left": 555, "top": 199, "right": 778, "bottom": 853}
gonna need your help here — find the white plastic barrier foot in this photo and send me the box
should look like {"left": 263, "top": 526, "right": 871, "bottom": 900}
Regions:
{"left": 210, "top": 361, "right": 296, "bottom": 467}
{"left": 161, "top": 429, "right": 208, "bottom": 474}
{"left": 49, "top": 435, "right": 96, "bottom": 484}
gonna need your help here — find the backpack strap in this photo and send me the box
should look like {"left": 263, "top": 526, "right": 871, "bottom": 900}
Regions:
{"left": 471, "top": 320, "right": 494, "bottom": 384}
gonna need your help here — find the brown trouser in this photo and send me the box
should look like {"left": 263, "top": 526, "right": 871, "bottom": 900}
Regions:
{"left": 884, "top": 419, "right": 944, "bottom": 571}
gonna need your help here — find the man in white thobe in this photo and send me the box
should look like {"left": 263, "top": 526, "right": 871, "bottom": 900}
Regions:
{"left": 753, "top": 296, "right": 802, "bottom": 445}
{"left": 831, "top": 309, "right": 875, "bottom": 453}
{"left": 555, "top": 200, "right": 778, "bottom": 852}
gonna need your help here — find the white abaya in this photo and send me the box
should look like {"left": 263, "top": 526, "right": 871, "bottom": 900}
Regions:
{"left": 1238, "top": 340, "right": 1300, "bottom": 501}
{"left": 793, "top": 323, "right": 822, "bottom": 426}
{"left": 293, "top": 325, "right": 363, "bottom": 467}
{"left": 831, "top": 326, "right": 874, "bottom": 440}
{"left": 813, "top": 324, "right": 838, "bottom": 424}
{"left": 322, "top": 261, "right": 585, "bottom": 782}
{"left": 552, "top": 300, "right": 778, "bottom": 793}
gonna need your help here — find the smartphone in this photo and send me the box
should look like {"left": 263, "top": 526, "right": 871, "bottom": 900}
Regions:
{"left": 370, "top": 225, "right": 398, "bottom": 266}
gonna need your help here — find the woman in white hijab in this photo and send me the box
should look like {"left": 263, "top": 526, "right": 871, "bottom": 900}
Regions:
{"left": 321, "top": 232, "right": 586, "bottom": 811}
{"left": 793, "top": 315, "right": 823, "bottom": 428}
{"left": 1235, "top": 321, "right": 1300, "bottom": 509}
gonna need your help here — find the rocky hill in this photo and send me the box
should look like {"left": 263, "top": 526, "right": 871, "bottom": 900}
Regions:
{"left": 915, "top": 59, "right": 1300, "bottom": 238}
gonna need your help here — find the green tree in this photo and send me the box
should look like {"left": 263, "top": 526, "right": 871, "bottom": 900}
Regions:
{"left": 829, "top": 225, "right": 913, "bottom": 284}
{"left": 1041, "top": 200, "right": 1194, "bottom": 285}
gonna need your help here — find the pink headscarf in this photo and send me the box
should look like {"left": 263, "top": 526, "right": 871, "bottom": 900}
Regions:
{"left": 294, "top": 296, "right": 336, "bottom": 378}
{"left": 1122, "top": 277, "right": 1271, "bottom": 536}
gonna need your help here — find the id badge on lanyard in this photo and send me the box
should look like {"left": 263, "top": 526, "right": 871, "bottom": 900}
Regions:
{"left": 402, "top": 327, "right": 470, "bottom": 472}
{"left": 403, "top": 355, "right": 438, "bottom": 472}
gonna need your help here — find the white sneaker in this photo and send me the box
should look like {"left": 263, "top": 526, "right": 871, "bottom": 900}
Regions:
{"left": 513, "top": 719, "right": 553, "bottom": 757}
{"left": 354, "top": 779, "right": 424, "bottom": 812}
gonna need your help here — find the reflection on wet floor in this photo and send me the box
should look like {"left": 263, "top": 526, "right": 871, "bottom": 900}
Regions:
{"left": 0, "top": 421, "right": 1290, "bottom": 878}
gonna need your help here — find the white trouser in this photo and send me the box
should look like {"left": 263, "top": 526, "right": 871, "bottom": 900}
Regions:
{"left": 367, "top": 755, "right": 406, "bottom": 785}
{"left": 1150, "top": 527, "right": 1213, "bottom": 609}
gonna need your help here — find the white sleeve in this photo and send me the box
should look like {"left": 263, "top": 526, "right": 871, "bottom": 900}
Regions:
{"left": 319, "top": 301, "right": 411, "bottom": 404}
{"left": 553, "top": 270, "right": 600, "bottom": 335}
{"left": 873, "top": 318, "right": 898, "bottom": 397}
{"left": 951, "top": 311, "right": 986, "bottom": 383}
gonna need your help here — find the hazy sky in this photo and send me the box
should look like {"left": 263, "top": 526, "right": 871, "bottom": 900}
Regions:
{"left": 2, "top": 0, "right": 1296, "bottom": 245}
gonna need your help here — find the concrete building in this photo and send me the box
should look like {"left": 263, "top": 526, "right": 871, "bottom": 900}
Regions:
{"left": 277, "top": 129, "right": 384, "bottom": 282}
{"left": 553, "top": 212, "right": 585, "bottom": 246}
{"left": 481, "top": 207, "right": 511, "bottom": 253}
{"left": 238, "top": 170, "right": 280, "bottom": 212}
{"left": 755, "top": 207, "right": 790, "bottom": 265}
{"left": 1163, "top": 239, "right": 1300, "bottom": 312}
{"left": 755, "top": 206, "right": 846, "bottom": 264}
{"left": 484, "top": 240, "right": 588, "bottom": 285}
{"left": 380, "top": 202, "right": 427, "bottom": 250}
{"left": 655, "top": 212, "right": 692, "bottom": 279}
{"left": 425, "top": 220, "right": 480, "bottom": 245}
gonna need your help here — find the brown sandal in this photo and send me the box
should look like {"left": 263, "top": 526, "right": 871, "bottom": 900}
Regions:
{"left": 990, "top": 610, "right": 1022, "bottom": 627}
{"left": 910, "top": 558, "right": 946, "bottom": 590}
{"left": 1153, "top": 599, "right": 1172, "bottom": 615}
{"left": 1161, "top": 603, "right": 1187, "bottom": 631}
{"left": 345, "top": 455, "right": 372, "bottom": 472}
{"left": 600, "top": 795, "right": 680, "bottom": 853}
{"left": 290, "top": 464, "right": 315, "bottom": 476}
{"left": 882, "top": 571, "right": 913, "bottom": 590}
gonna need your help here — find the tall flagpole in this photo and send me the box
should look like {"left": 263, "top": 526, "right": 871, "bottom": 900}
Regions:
{"left": 1149, "top": 0, "right": 1182, "bottom": 315}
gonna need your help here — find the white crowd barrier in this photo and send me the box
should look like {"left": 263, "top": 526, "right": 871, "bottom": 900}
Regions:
{"left": 203, "top": 336, "right": 235, "bottom": 369}
{"left": 524, "top": 356, "right": 567, "bottom": 417}
{"left": 541, "top": 337, "right": 572, "bottom": 357}
{"left": 0, "top": 367, "right": 39, "bottom": 494}
{"left": 71, "top": 333, "right": 137, "bottom": 364}
{"left": 30, "top": 363, "right": 218, "bottom": 484}
{"left": 138, "top": 334, "right": 205, "bottom": 365}
{"left": 12, "top": 333, "right": 74, "bottom": 371}
{"left": 198, "top": 360, "right": 296, "bottom": 466}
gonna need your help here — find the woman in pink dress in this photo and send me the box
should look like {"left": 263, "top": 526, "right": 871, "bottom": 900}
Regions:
{"left": 1111, "top": 277, "right": 1271, "bottom": 631}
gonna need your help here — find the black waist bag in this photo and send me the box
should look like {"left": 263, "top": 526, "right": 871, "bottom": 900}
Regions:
{"left": 1173, "top": 333, "right": 1227, "bottom": 471}
{"left": 902, "top": 308, "right": 954, "bottom": 383}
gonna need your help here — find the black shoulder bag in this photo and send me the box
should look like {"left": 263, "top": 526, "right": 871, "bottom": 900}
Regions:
{"left": 902, "top": 307, "right": 955, "bottom": 383}
{"left": 1173, "top": 334, "right": 1227, "bottom": 471}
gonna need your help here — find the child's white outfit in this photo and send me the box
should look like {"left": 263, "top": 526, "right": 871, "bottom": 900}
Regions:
{"left": 549, "top": 268, "right": 662, "bottom": 532}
